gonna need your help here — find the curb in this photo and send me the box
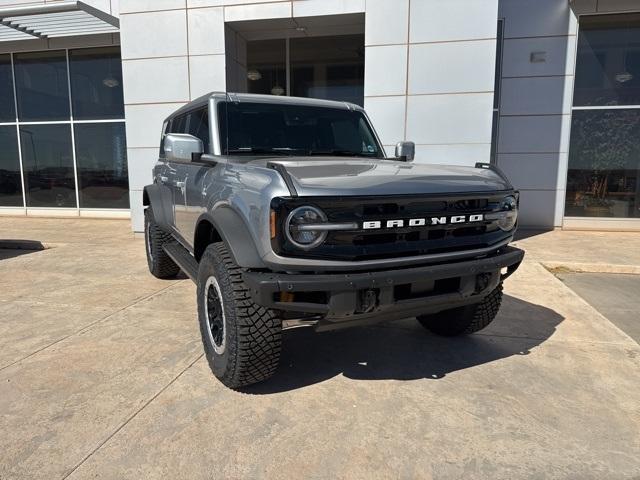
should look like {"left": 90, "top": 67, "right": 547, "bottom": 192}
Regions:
{"left": 543, "top": 261, "right": 640, "bottom": 276}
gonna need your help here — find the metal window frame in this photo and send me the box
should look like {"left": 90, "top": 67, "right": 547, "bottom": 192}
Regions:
{"left": 491, "top": 18, "right": 505, "bottom": 166}
{"left": 0, "top": 46, "right": 128, "bottom": 214}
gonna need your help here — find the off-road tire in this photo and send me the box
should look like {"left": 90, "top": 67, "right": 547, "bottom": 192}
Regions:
{"left": 417, "top": 284, "right": 503, "bottom": 336}
{"left": 197, "top": 242, "right": 282, "bottom": 389}
{"left": 144, "top": 207, "right": 180, "bottom": 279}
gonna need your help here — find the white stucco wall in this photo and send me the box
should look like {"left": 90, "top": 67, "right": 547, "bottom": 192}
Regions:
{"left": 364, "top": 0, "right": 499, "bottom": 168}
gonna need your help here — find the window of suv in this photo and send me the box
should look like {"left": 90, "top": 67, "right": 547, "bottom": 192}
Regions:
{"left": 186, "top": 108, "right": 210, "bottom": 153}
{"left": 217, "top": 102, "right": 382, "bottom": 158}
{"left": 170, "top": 114, "right": 187, "bottom": 135}
{"left": 163, "top": 107, "right": 211, "bottom": 155}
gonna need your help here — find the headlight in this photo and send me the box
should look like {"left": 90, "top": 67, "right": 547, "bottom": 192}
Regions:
{"left": 486, "top": 195, "right": 518, "bottom": 231}
{"left": 285, "top": 206, "right": 328, "bottom": 249}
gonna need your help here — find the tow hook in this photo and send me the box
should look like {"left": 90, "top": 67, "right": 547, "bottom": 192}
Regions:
{"left": 475, "top": 273, "right": 492, "bottom": 293}
{"left": 358, "top": 289, "right": 379, "bottom": 313}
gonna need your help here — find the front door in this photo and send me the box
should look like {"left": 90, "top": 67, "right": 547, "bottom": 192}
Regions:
{"left": 172, "top": 107, "right": 212, "bottom": 244}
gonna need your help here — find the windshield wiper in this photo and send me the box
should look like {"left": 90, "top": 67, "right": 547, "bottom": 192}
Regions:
{"left": 307, "top": 149, "right": 374, "bottom": 158}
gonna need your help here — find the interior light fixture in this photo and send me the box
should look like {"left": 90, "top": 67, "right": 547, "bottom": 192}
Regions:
{"left": 615, "top": 72, "right": 633, "bottom": 83}
{"left": 271, "top": 85, "right": 285, "bottom": 96}
{"left": 247, "top": 69, "right": 262, "bottom": 81}
{"left": 102, "top": 76, "right": 120, "bottom": 88}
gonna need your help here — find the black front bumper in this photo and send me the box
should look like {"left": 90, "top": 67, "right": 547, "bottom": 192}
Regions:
{"left": 243, "top": 246, "right": 524, "bottom": 330}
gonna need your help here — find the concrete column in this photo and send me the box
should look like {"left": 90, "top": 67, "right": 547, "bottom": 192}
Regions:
{"left": 496, "top": 0, "right": 578, "bottom": 228}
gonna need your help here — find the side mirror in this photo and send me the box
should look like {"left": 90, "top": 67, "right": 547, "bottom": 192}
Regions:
{"left": 395, "top": 141, "right": 415, "bottom": 162}
{"left": 164, "top": 133, "right": 204, "bottom": 163}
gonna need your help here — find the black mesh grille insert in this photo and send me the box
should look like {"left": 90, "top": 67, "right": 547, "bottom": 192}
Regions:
{"left": 271, "top": 193, "right": 514, "bottom": 261}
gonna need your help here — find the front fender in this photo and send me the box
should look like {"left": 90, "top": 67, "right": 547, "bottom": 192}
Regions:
{"left": 198, "top": 206, "right": 266, "bottom": 269}
{"left": 143, "top": 183, "right": 174, "bottom": 229}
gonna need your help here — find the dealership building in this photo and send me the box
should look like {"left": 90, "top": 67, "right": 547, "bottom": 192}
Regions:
{"left": 0, "top": 0, "right": 639, "bottom": 232}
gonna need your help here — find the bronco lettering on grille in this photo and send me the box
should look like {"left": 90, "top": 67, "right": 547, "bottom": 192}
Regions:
{"left": 362, "top": 214, "right": 484, "bottom": 230}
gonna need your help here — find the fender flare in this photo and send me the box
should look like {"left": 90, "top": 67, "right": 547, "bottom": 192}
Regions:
{"left": 195, "top": 206, "right": 266, "bottom": 269}
{"left": 143, "top": 184, "right": 174, "bottom": 229}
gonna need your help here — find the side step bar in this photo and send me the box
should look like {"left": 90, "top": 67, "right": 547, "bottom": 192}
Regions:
{"left": 163, "top": 242, "right": 199, "bottom": 283}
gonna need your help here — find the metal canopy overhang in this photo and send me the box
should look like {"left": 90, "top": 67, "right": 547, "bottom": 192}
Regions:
{"left": 0, "top": 1, "right": 119, "bottom": 42}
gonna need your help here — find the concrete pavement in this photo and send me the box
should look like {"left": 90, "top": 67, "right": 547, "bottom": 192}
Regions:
{"left": 514, "top": 229, "right": 640, "bottom": 274}
{"left": 556, "top": 273, "right": 640, "bottom": 344}
{"left": 0, "top": 219, "right": 639, "bottom": 479}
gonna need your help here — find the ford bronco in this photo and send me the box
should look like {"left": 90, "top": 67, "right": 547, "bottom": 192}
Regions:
{"left": 143, "top": 92, "right": 524, "bottom": 388}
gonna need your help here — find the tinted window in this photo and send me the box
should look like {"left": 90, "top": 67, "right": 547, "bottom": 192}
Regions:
{"left": 574, "top": 14, "right": 640, "bottom": 106}
{"left": 170, "top": 115, "right": 187, "bottom": 134}
{"left": 75, "top": 123, "right": 129, "bottom": 209}
{"left": 290, "top": 35, "right": 365, "bottom": 106}
{"left": 186, "top": 108, "right": 210, "bottom": 153}
{"left": 69, "top": 47, "right": 124, "bottom": 120}
{"left": 20, "top": 124, "right": 76, "bottom": 208}
{"left": 218, "top": 102, "right": 382, "bottom": 158}
{"left": 246, "top": 39, "right": 286, "bottom": 96}
{"left": 565, "top": 109, "right": 640, "bottom": 218}
{"left": 14, "top": 51, "right": 70, "bottom": 121}
{"left": 0, "top": 55, "right": 15, "bottom": 122}
{"left": 159, "top": 121, "right": 169, "bottom": 157}
{"left": 0, "top": 126, "right": 23, "bottom": 207}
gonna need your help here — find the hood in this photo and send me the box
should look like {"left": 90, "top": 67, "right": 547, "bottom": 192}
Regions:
{"left": 262, "top": 158, "right": 512, "bottom": 197}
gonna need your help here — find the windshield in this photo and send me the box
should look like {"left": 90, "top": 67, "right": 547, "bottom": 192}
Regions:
{"left": 217, "top": 101, "right": 383, "bottom": 158}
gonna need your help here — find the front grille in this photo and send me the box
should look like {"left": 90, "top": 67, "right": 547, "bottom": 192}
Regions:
{"left": 271, "top": 192, "right": 514, "bottom": 261}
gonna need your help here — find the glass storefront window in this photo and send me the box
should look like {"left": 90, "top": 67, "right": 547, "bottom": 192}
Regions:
{"left": 75, "top": 123, "right": 129, "bottom": 209}
{"left": 566, "top": 15, "right": 640, "bottom": 219}
{"left": 0, "top": 127, "right": 23, "bottom": 207}
{"left": 244, "top": 35, "right": 366, "bottom": 105}
{"left": 566, "top": 109, "right": 640, "bottom": 218}
{"left": 290, "top": 35, "right": 364, "bottom": 106}
{"left": 0, "top": 55, "right": 15, "bottom": 122}
{"left": 69, "top": 47, "right": 124, "bottom": 120}
{"left": 2, "top": 47, "right": 128, "bottom": 211}
{"left": 574, "top": 14, "right": 640, "bottom": 107}
{"left": 20, "top": 124, "right": 76, "bottom": 208}
{"left": 14, "top": 50, "right": 70, "bottom": 122}
{"left": 246, "top": 39, "right": 287, "bottom": 96}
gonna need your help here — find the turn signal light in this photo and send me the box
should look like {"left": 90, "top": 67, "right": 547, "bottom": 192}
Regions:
{"left": 270, "top": 209, "right": 277, "bottom": 239}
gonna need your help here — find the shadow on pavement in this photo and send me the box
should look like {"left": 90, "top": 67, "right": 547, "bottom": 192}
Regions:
{"left": 513, "top": 229, "right": 553, "bottom": 241}
{"left": 0, "top": 240, "right": 46, "bottom": 261}
{"left": 245, "top": 295, "right": 563, "bottom": 394}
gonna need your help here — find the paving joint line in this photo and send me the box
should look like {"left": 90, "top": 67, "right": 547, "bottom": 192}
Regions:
{"left": 473, "top": 332, "right": 639, "bottom": 348}
{"left": 61, "top": 353, "right": 204, "bottom": 480}
{"left": 0, "top": 281, "right": 187, "bottom": 373}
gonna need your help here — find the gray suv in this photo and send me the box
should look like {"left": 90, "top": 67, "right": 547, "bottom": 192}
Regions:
{"left": 143, "top": 92, "right": 524, "bottom": 388}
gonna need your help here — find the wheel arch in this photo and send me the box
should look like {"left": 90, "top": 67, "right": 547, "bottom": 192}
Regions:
{"left": 194, "top": 207, "right": 266, "bottom": 269}
{"left": 143, "top": 183, "right": 173, "bottom": 229}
